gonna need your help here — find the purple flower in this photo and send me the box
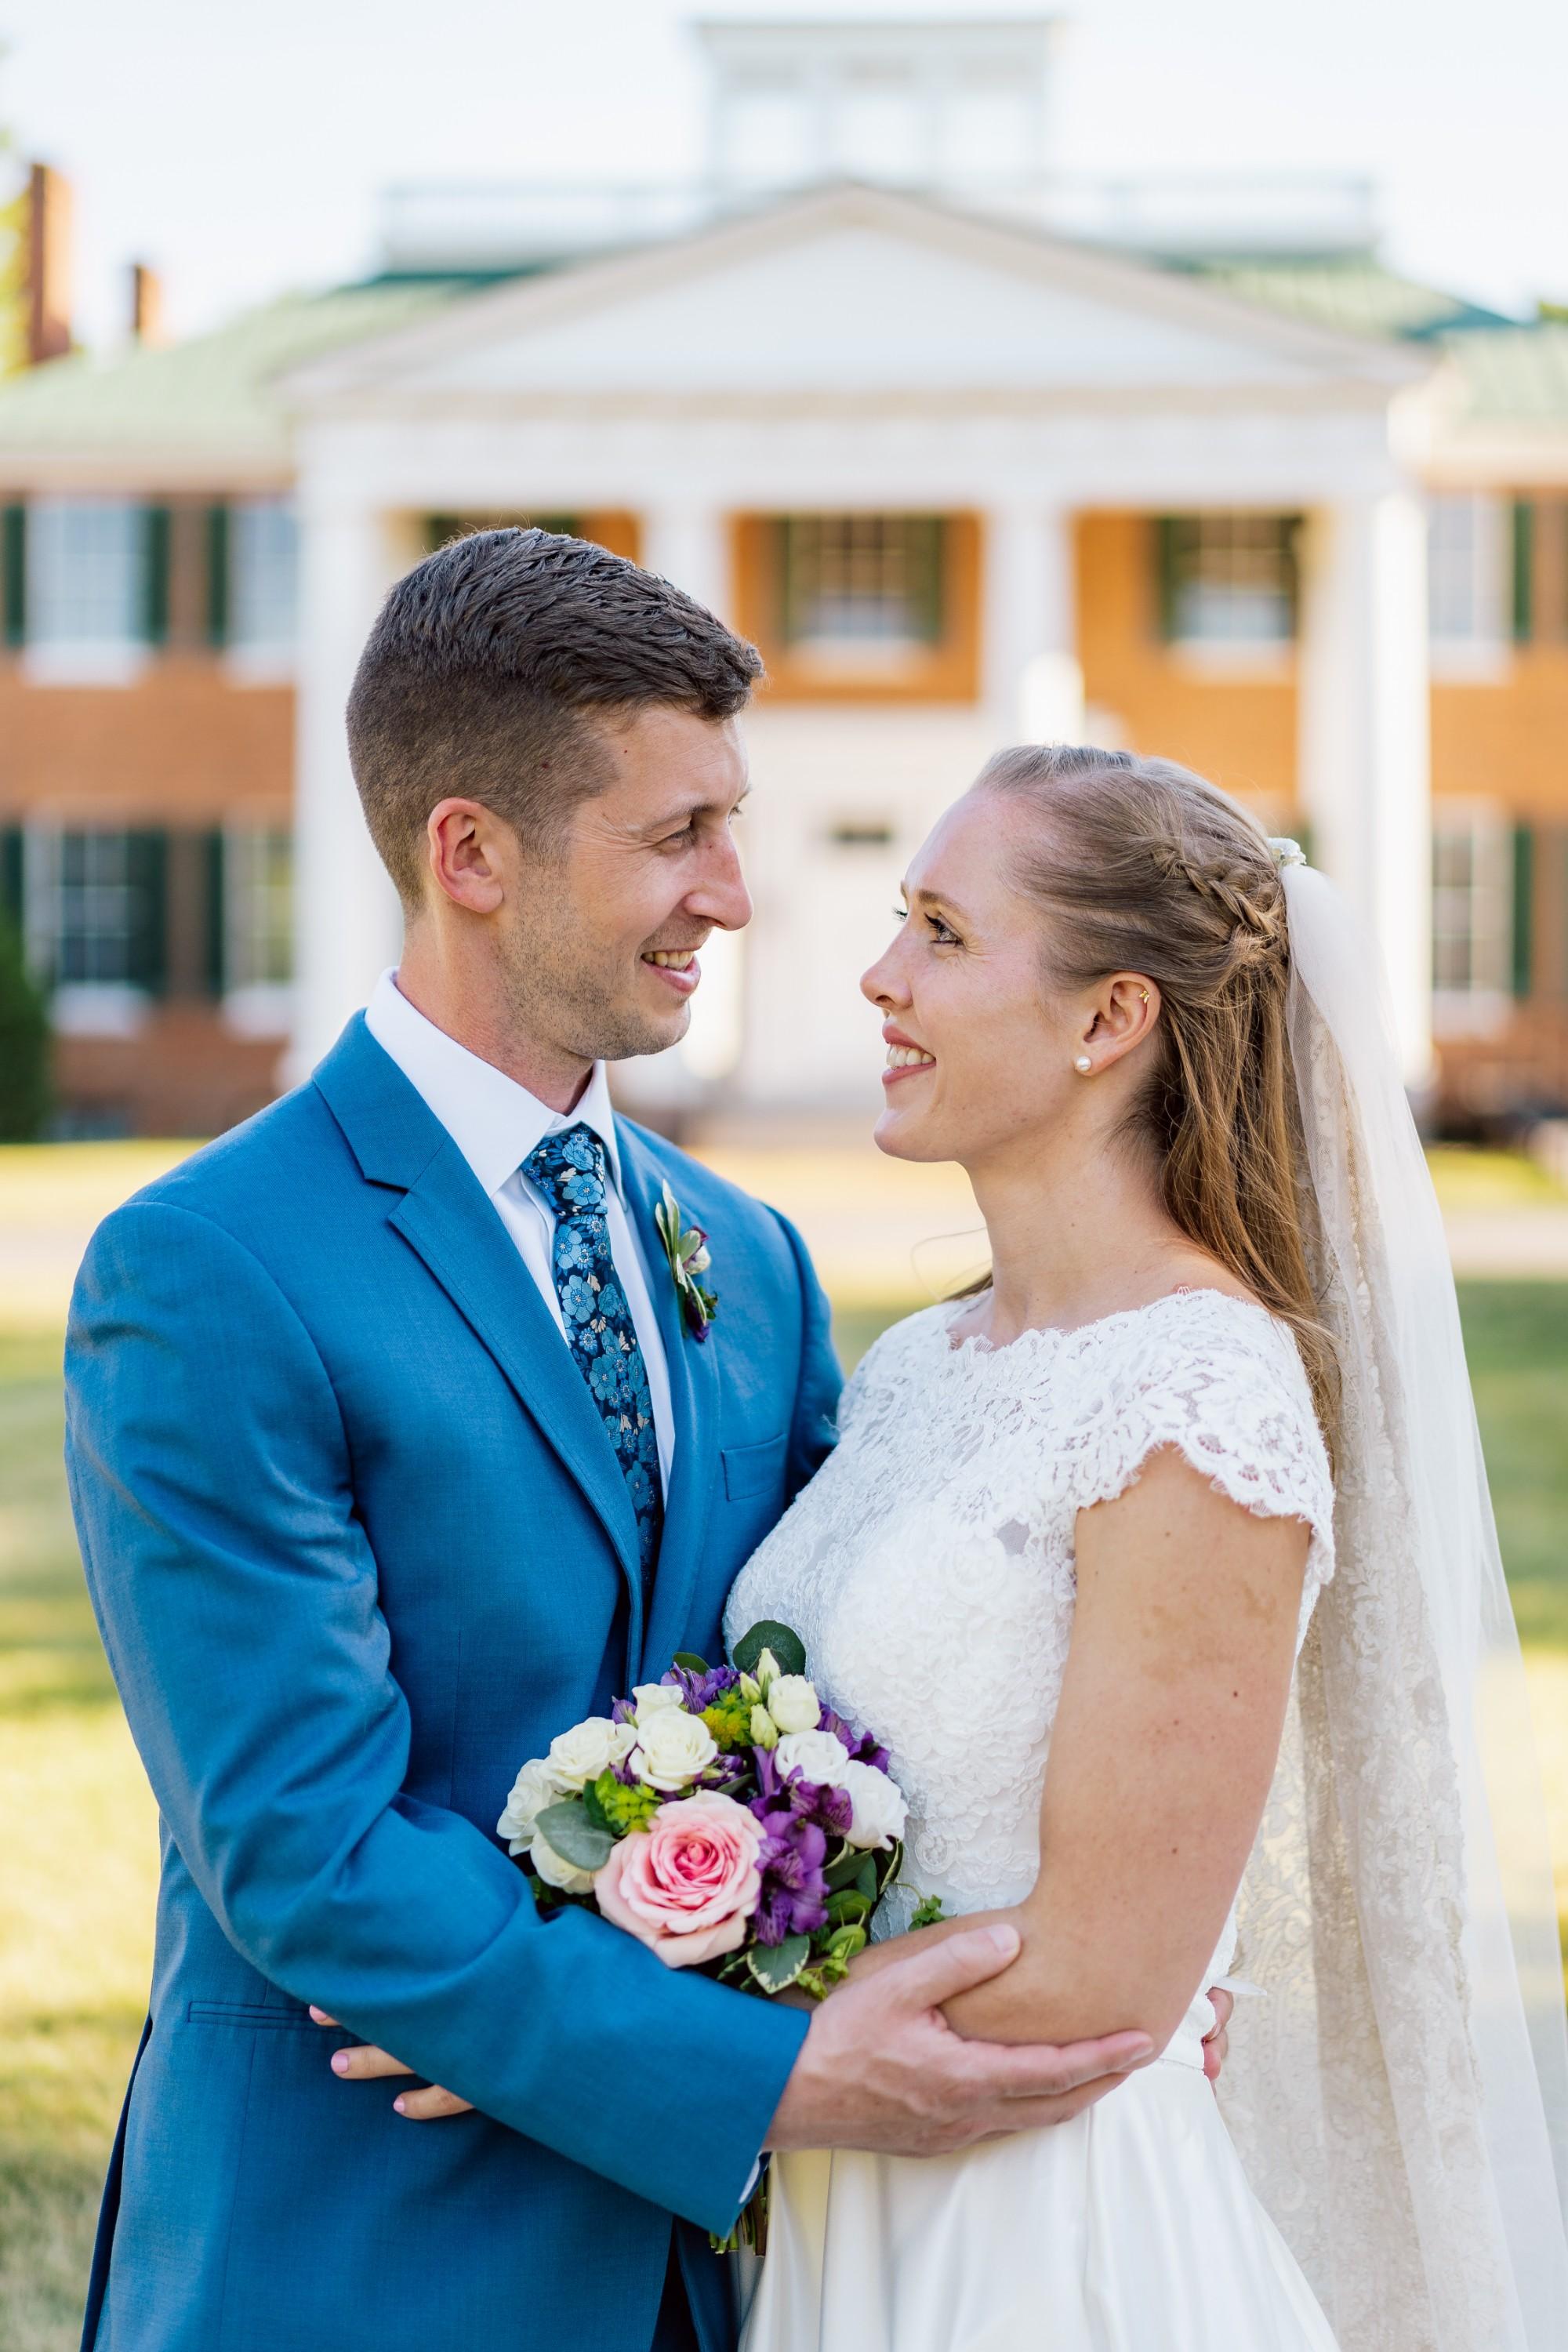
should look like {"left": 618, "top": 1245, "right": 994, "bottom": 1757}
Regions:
{"left": 753, "top": 1815, "right": 829, "bottom": 1946}
{"left": 820, "top": 1706, "right": 891, "bottom": 1775}
{"left": 664, "top": 1661, "right": 742, "bottom": 1712}
{"left": 750, "top": 1747, "right": 853, "bottom": 1841}
{"left": 611, "top": 1696, "right": 637, "bottom": 1726}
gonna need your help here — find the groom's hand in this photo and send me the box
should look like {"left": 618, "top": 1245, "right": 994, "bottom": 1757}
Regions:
{"left": 763, "top": 1925, "right": 1153, "bottom": 2158}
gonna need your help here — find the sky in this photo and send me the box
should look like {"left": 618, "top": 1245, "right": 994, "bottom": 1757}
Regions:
{"left": 2, "top": 0, "right": 1565, "bottom": 350}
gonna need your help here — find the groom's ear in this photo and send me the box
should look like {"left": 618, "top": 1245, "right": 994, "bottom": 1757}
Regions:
{"left": 423, "top": 797, "right": 513, "bottom": 918}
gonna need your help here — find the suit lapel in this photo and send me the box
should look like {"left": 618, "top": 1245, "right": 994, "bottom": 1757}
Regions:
{"left": 620, "top": 1128, "right": 722, "bottom": 1681}
{"left": 315, "top": 1020, "right": 645, "bottom": 1648}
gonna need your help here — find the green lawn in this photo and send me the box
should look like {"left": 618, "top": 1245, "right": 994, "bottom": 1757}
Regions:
{"left": 2, "top": 1290, "right": 1565, "bottom": 2349}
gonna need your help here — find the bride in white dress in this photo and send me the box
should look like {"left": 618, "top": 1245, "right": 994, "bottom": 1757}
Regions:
{"left": 727, "top": 748, "right": 1568, "bottom": 2352}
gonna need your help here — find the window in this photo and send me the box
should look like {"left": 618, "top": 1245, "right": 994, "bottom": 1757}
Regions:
{"left": 779, "top": 516, "right": 944, "bottom": 657}
{"left": 419, "top": 513, "right": 640, "bottom": 561}
{"left": 229, "top": 499, "right": 298, "bottom": 655}
{"left": 223, "top": 826, "right": 292, "bottom": 991}
{"left": 21, "top": 828, "right": 166, "bottom": 1029}
{"left": 1432, "top": 804, "right": 1514, "bottom": 1033}
{"left": 735, "top": 512, "right": 979, "bottom": 700}
{"left": 1428, "top": 492, "right": 1508, "bottom": 659}
{"left": 26, "top": 499, "right": 151, "bottom": 655}
{"left": 1156, "top": 514, "right": 1300, "bottom": 646}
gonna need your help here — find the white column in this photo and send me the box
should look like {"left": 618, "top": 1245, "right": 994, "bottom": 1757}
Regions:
{"left": 1298, "top": 492, "right": 1432, "bottom": 1084}
{"left": 285, "top": 488, "right": 406, "bottom": 1084}
{"left": 983, "top": 506, "right": 1084, "bottom": 744}
{"left": 641, "top": 506, "right": 732, "bottom": 622}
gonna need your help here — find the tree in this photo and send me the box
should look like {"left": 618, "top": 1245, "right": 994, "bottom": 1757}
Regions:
{"left": 0, "top": 909, "right": 49, "bottom": 1139}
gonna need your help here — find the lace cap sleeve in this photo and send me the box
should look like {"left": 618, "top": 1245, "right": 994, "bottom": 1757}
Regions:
{"left": 1069, "top": 1293, "right": 1335, "bottom": 1644}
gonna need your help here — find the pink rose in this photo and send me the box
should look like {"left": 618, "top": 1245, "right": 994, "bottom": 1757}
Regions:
{"left": 594, "top": 1791, "right": 764, "bottom": 1969}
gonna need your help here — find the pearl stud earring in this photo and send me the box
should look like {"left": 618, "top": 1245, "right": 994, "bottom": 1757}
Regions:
{"left": 1073, "top": 1054, "right": 1093, "bottom": 1074}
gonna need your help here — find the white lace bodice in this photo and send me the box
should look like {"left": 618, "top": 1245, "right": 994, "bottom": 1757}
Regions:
{"left": 725, "top": 1289, "right": 1335, "bottom": 2037}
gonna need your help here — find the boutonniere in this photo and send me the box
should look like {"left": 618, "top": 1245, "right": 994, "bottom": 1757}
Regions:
{"left": 654, "top": 1181, "right": 718, "bottom": 1342}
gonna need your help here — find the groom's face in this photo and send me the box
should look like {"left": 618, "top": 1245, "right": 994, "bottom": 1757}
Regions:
{"left": 492, "top": 704, "right": 753, "bottom": 1066}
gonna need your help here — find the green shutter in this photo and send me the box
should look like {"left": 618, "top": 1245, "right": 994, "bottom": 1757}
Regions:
{"left": 423, "top": 514, "right": 462, "bottom": 554}
{"left": 141, "top": 506, "right": 172, "bottom": 646}
{"left": 906, "top": 518, "right": 945, "bottom": 644}
{"left": 126, "top": 830, "right": 168, "bottom": 995}
{"left": 1155, "top": 517, "right": 1181, "bottom": 641}
{"left": 1512, "top": 501, "right": 1534, "bottom": 644}
{"left": 1512, "top": 824, "right": 1535, "bottom": 999}
{"left": 2, "top": 506, "right": 24, "bottom": 648}
{"left": 205, "top": 830, "right": 226, "bottom": 995}
{"left": 205, "top": 505, "right": 230, "bottom": 647}
{"left": 1, "top": 826, "right": 22, "bottom": 925}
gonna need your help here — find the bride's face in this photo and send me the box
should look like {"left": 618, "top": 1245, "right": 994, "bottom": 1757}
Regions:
{"left": 860, "top": 790, "right": 1092, "bottom": 1167}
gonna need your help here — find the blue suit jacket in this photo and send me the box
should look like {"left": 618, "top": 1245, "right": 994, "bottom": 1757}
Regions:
{"left": 64, "top": 1017, "right": 841, "bottom": 2352}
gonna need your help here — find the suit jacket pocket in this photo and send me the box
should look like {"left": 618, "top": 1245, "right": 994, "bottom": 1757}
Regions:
{"left": 186, "top": 1999, "right": 318, "bottom": 2031}
{"left": 722, "top": 1433, "right": 788, "bottom": 1502}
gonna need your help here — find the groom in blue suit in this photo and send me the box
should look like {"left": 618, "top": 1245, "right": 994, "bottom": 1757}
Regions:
{"left": 66, "top": 528, "right": 1158, "bottom": 2352}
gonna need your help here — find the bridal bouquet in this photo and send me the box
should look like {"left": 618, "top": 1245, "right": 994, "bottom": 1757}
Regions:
{"left": 496, "top": 1621, "right": 938, "bottom": 2006}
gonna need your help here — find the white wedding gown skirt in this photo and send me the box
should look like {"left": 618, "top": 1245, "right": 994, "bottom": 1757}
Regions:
{"left": 737, "top": 2040, "right": 1338, "bottom": 2352}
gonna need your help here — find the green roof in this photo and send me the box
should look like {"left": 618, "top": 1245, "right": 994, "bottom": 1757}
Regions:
{"left": 1443, "top": 325, "right": 1568, "bottom": 422}
{"left": 1187, "top": 256, "right": 1512, "bottom": 343}
{"left": 0, "top": 280, "right": 471, "bottom": 464}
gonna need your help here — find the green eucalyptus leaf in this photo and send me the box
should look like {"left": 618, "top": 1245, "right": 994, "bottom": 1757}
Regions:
{"left": 733, "top": 1621, "right": 808, "bottom": 1680}
{"left": 854, "top": 1855, "right": 879, "bottom": 1902}
{"left": 534, "top": 1799, "right": 615, "bottom": 1873}
{"left": 671, "top": 1652, "right": 710, "bottom": 1674}
{"left": 747, "top": 1934, "right": 812, "bottom": 1994}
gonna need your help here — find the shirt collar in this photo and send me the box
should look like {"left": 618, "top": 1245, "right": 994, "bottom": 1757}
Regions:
{"left": 365, "top": 969, "right": 624, "bottom": 1203}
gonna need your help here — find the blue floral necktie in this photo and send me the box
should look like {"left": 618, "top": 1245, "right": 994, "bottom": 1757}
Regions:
{"left": 522, "top": 1123, "right": 663, "bottom": 1591}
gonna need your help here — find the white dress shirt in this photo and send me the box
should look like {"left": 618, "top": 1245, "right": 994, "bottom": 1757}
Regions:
{"left": 365, "top": 971, "right": 675, "bottom": 1489}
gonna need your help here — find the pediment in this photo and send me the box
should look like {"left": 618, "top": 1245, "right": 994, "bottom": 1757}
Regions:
{"left": 291, "top": 186, "right": 1425, "bottom": 408}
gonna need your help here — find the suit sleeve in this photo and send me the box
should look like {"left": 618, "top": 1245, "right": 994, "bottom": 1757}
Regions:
{"left": 65, "top": 1199, "right": 808, "bottom": 2238}
{"left": 769, "top": 1207, "right": 844, "bottom": 1500}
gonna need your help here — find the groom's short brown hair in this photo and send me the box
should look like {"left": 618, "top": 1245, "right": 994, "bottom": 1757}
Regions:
{"left": 346, "top": 527, "right": 763, "bottom": 905}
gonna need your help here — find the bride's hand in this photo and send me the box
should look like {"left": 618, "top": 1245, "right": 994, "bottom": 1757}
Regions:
{"left": 308, "top": 2009, "right": 474, "bottom": 2120}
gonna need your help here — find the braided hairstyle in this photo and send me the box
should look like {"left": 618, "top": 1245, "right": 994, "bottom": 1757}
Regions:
{"left": 975, "top": 742, "right": 1337, "bottom": 1457}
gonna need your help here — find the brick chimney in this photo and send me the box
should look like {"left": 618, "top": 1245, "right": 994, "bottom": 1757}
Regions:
{"left": 129, "top": 260, "right": 165, "bottom": 347}
{"left": 27, "top": 162, "right": 73, "bottom": 364}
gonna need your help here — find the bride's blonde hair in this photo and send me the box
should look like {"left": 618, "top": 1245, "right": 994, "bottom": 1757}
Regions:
{"left": 974, "top": 742, "right": 1338, "bottom": 1457}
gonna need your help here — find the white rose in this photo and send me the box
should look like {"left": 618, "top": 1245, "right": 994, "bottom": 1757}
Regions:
{"left": 529, "top": 1828, "right": 596, "bottom": 1895}
{"left": 775, "top": 1729, "right": 851, "bottom": 1786}
{"left": 546, "top": 1715, "right": 637, "bottom": 1792}
{"left": 764, "top": 1675, "right": 821, "bottom": 1735}
{"left": 840, "top": 1759, "right": 908, "bottom": 1852}
{"left": 495, "top": 1756, "right": 562, "bottom": 1856}
{"left": 632, "top": 1682, "right": 685, "bottom": 1723}
{"left": 632, "top": 1707, "right": 719, "bottom": 1791}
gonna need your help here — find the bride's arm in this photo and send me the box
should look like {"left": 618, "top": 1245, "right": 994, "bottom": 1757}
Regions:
{"left": 932, "top": 1446, "right": 1307, "bottom": 2053}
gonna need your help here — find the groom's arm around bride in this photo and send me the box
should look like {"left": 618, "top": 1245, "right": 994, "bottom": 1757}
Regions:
{"left": 64, "top": 529, "right": 1151, "bottom": 2352}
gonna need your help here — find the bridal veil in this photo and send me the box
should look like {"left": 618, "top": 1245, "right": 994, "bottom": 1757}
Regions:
{"left": 1217, "top": 851, "right": 1568, "bottom": 2350}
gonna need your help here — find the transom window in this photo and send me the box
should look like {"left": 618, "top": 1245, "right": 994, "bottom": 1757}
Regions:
{"left": 778, "top": 516, "right": 945, "bottom": 655}
{"left": 1157, "top": 514, "right": 1300, "bottom": 645}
